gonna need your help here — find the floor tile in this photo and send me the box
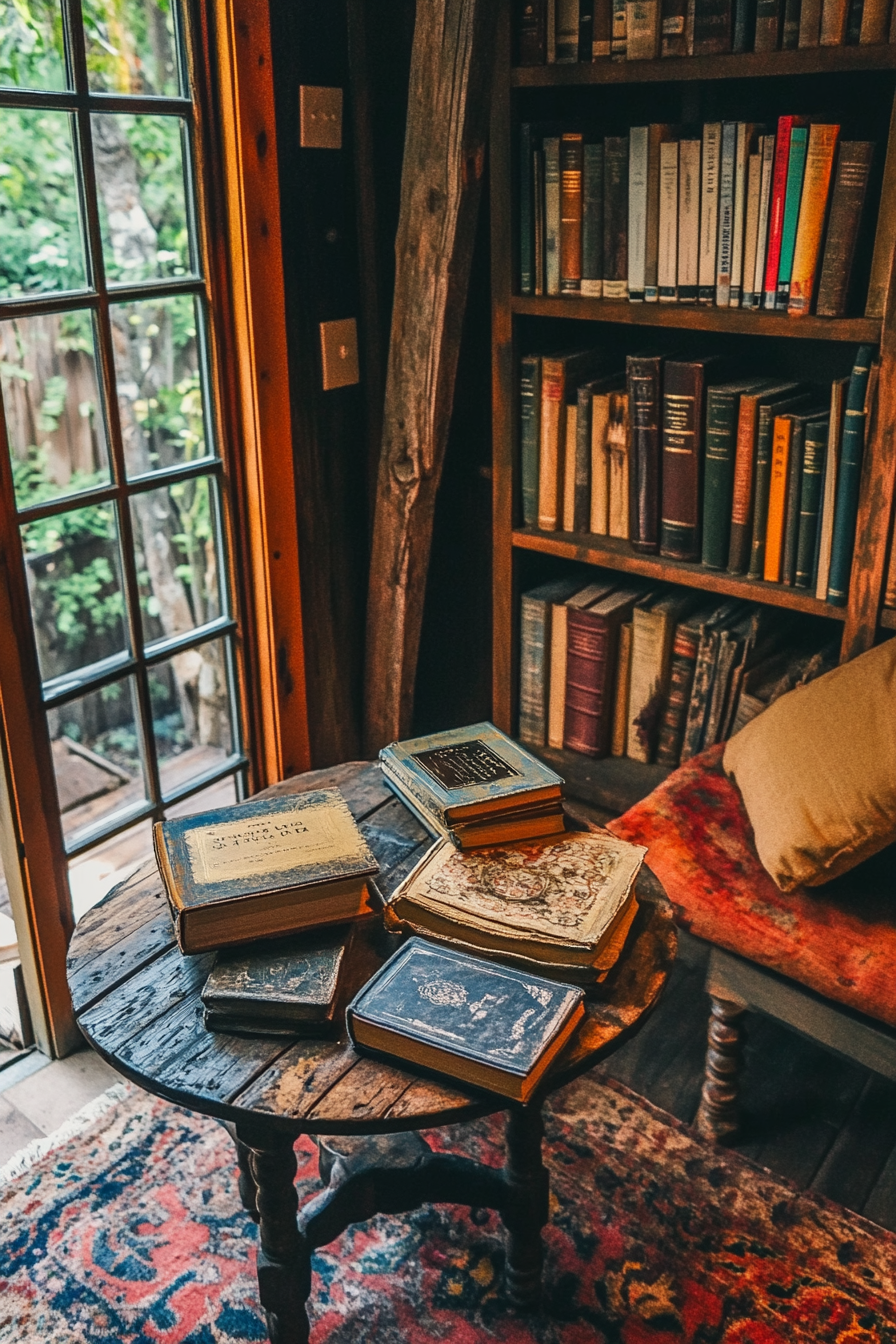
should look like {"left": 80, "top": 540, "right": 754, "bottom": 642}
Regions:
{"left": 3, "top": 1048, "right": 120, "bottom": 1136}
{"left": 0, "top": 1094, "right": 44, "bottom": 1166}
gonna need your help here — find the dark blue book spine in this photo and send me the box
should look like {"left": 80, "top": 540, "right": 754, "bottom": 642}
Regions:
{"left": 827, "top": 345, "right": 875, "bottom": 605}
{"left": 520, "top": 354, "right": 541, "bottom": 527}
{"left": 795, "top": 418, "right": 828, "bottom": 589}
{"left": 520, "top": 123, "right": 534, "bottom": 295}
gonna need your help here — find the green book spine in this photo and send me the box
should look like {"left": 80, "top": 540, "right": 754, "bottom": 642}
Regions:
{"left": 520, "top": 123, "right": 534, "bottom": 296}
{"left": 795, "top": 418, "right": 829, "bottom": 590}
{"left": 519, "top": 593, "right": 549, "bottom": 746}
{"left": 702, "top": 387, "right": 740, "bottom": 570}
{"left": 582, "top": 142, "right": 604, "bottom": 297}
{"left": 747, "top": 402, "right": 777, "bottom": 579}
{"left": 775, "top": 126, "right": 808, "bottom": 309}
{"left": 828, "top": 345, "right": 875, "bottom": 605}
{"left": 781, "top": 419, "right": 807, "bottom": 586}
{"left": 520, "top": 355, "right": 541, "bottom": 528}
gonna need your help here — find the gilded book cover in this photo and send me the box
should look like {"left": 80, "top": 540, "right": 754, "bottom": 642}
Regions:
{"left": 201, "top": 928, "right": 349, "bottom": 1034}
{"left": 347, "top": 938, "right": 585, "bottom": 1101}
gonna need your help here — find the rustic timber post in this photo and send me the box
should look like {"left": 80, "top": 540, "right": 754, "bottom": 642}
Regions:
{"left": 363, "top": 0, "right": 498, "bottom": 754}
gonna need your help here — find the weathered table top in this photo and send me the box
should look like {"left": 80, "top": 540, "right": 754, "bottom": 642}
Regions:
{"left": 67, "top": 761, "right": 676, "bottom": 1135}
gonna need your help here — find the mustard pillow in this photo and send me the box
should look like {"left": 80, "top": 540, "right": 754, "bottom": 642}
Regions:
{"left": 722, "top": 637, "right": 896, "bottom": 892}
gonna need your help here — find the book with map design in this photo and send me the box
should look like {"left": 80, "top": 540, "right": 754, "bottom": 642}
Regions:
{"left": 154, "top": 790, "right": 379, "bottom": 955}
{"left": 379, "top": 722, "right": 565, "bottom": 848}
{"left": 346, "top": 938, "right": 585, "bottom": 1103}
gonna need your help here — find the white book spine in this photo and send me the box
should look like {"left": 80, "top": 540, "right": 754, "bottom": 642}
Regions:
{"left": 698, "top": 123, "right": 721, "bottom": 303}
{"left": 715, "top": 121, "right": 736, "bottom": 307}
{"left": 658, "top": 140, "right": 679, "bottom": 302}
{"left": 752, "top": 135, "right": 775, "bottom": 304}
{"left": 628, "top": 126, "right": 649, "bottom": 301}
{"left": 741, "top": 152, "right": 762, "bottom": 308}
{"left": 544, "top": 137, "right": 561, "bottom": 296}
{"left": 590, "top": 394, "right": 611, "bottom": 534}
{"left": 677, "top": 139, "right": 701, "bottom": 303}
{"left": 729, "top": 122, "right": 750, "bottom": 307}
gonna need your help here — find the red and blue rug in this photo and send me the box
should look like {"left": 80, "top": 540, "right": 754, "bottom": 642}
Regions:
{"left": 1, "top": 1070, "right": 894, "bottom": 1343}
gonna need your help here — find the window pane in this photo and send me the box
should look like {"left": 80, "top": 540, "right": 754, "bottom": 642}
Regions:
{"left": 48, "top": 674, "right": 149, "bottom": 847}
{"left": 1, "top": 310, "right": 111, "bottom": 510}
{"left": 21, "top": 501, "right": 129, "bottom": 682}
{"left": 85, "top": 0, "right": 181, "bottom": 97}
{"left": 110, "top": 294, "right": 213, "bottom": 475}
{"left": 0, "top": 109, "right": 87, "bottom": 298}
{"left": 131, "top": 475, "right": 224, "bottom": 643}
{"left": 92, "top": 113, "right": 193, "bottom": 286}
{"left": 165, "top": 772, "right": 238, "bottom": 820}
{"left": 149, "top": 637, "right": 235, "bottom": 798}
{"left": 0, "top": 0, "right": 67, "bottom": 92}
{"left": 68, "top": 817, "right": 153, "bottom": 921}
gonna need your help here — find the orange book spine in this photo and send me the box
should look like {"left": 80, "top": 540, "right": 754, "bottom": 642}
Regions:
{"left": 788, "top": 124, "right": 840, "bottom": 316}
{"left": 538, "top": 359, "right": 565, "bottom": 531}
{"left": 764, "top": 416, "right": 792, "bottom": 582}
{"left": 560, "top": 133, "right": 584, "bottom": 296}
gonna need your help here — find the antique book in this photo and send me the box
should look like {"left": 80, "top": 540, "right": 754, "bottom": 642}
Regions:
{"left": 544, "top": 135, "right": 561, "bottom": 296}
{"left": 727, "top": 381, "right": 800, "bottom": 574}
{"left": 782, "top": 0, "right": 802, "bottom": 43}
{"left": 741, "top": 151, "right": 763, "bottom": 309}
{"left": 582, "top": 141, "right": 605, "bottom": 297}
{"left": 753, "top": 0, "right": 782, "bottom": 49}
{"left": 627, "top": 0, "right": 662, "bottom": 57}
{"left": 611, "top": 621, "right": 634, "bottom": 756}
{"left": 763, "top": 117, "right": 796, "bottom": 310}
{"left": 560, "top": 132, "right": 584, "bottom": 294}
{"left": 774, "top": 123, "right": 809, "bottom": 310}
{"left": 764, "top": 415, "right": 795, "bottom": 583}
{"left": 612, "top": 0, "right": 629, "bottom": 54}
{"left": 154, "top": 792, "right": 379, "bottom": 956}
{"left": 579, "top": 0, "right": 596, "bottom": 56}
{"left": 729, "top": 123, "right": 759, "bottom": 307}
{"left": 816, "top": 142, "right": 874, "bottom": 318}
{"left": 520, "top": 353, "right": 541, "bottom": 527}
{"left": 693, "top": 0, "right": 733, "bottom": 49}
{"left": 565, "top": 586, "right": 644, "bottom": 756}
{"left": 346, "top": 939, "right": 586, "bottom": 1104}
{"left": 380, "top": 722, "right": 565, "bottom": 849}
{"left": 201, "top": 927, "right": 351, "bottom": 1035}
{"left": 715, "top": 122, "right": 737, "bottom": 307}
{"left": 680, "top": 599, "right": 742, "bottom": 760}
{"left": 534, "top": 146, "right": 545, "bottom": 295}
{"left": 846, "top": 0, "right": 863, "bottom": 45}
{"left": 628, "top": 126, "right": 650, "bottom": 301}
{"left": 590, "top": 389, "right": 613, "bottom": 532}
{"left": 866, "top": 100, "right": 896, "bottom": 319}
{"left": 539, "top": 348, "right": 610, "bottom": 531}
{"left": 517, "top": 0, "right": 548, "bottom": 61}
{"left": 814, "top": 377, "right": 847, "bottom": 600}
{"left": 520, "top": 124, "right": 535, "bottom": 296}
{"left": 607, "top": 390, "right": 632, "bottom": 537}
{"left": 556, "top": 0, "right": 581, "bottom": 57}
{"left": 628, "top": 589, "right": 694, "bottom": 762}
{"left": 661, "top": 0, "right": 689, "bottom": 54}
{"left": 819, "top": 0, "right": 850, "bottom": 40}
{"left": 385, "top": 832, "right": 645, "bottom": 972}
{"left": 751, "top": 134, "right": 776, "bottom": 307}
{"left": 549, "top": 581, "right": 616, "bottom": 747}
{"left": 645, "top": 124, "right": 673, "bottom": 302}
{"left": 594, "top": 0, "right": 613, "bottom": 53}
{"left": 678, "top": 138, "right": 701, "bottom": 303}
{"left": 699, "top": 123, "right": 722, "bottom": 304}
{"left": 733, "top": 0, "right": 759, "bottom": 44}
{"left": 780, "top": 410, "right": 827, "bottom": 586}
{"left": 576, "top": 373, "right": 624, "bottom": 532}
{"left": 798, "top": 0, "right": 823, "bottom": 38}
{"left": 794, "top": 416, "right": 830, "bottom": 589}
{"left": 627, "top": 351, "right": 665, "bottom": 552}
{"left": 655, "top": 601, "right": 719, "bottom": 766}
{"left": 562, "top": 401, "right": 578, "bottom": 531}
{"left": 547, "top": 0, "right": 557, "bottom": 58}
{"left": 657, "top": 139, "right": 679, "bottom": 303}
{"left": 747, "top": 388, "right": 812, "bottom": 579}
{"left": 859, "top": 0, "right": 890, "bottom": 38}
{"left": 788, "top": 124, "right": 840, "bottom": 316}
{"left": 827, "top": 345, "right": 876, "bottom": 605}
{"left": 660, "top": 355, "right": 720, "bottom": 561}
{"left": 702, "top": 379, "right": 767, "bottom": 570}
{"left": 603, "top": 136, "right": 630, "bottom": 298}
{"left": 519, "top": 577, "right": 584, "bottom": 746}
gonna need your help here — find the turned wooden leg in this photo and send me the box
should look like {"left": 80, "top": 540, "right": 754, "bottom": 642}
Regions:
{"left": 240, "top": 1128, "right": 311, "bottom": 1344}
{"left": 695, "top": 995, "right": 746, "bottom": 1144}
{"left": 501, "top": 1105, "right": 550, "bottom": 1311}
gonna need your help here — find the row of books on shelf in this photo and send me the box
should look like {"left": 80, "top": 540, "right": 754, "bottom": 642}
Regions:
{"left": 519, "top": 118, "right": 885, "bottom": 318}
{"left": 516, "top": 0, "right": 896, "bottom": 63}
{"left": 520, "top": 343, "right": 875, "bottom": 603}
{"left": 519, "top": 572, "right": 839, "bottom": 767}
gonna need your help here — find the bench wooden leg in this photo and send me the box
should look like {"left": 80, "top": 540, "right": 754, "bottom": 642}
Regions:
{"left": 695, "top": 995, "right": 746, "bottom": 1145}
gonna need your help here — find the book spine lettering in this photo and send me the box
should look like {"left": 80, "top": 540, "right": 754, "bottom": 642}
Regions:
{"left": 753, "top": 134, "right": 775, "bottom": 303}
{"left": 795, "top": 419, "right": 829, "bottom": 588}
{"left": 662, "top": 0, "right": 689, "bottom": 52}
{"left": 748, "top": 403, "right": 777, "bottom": 578}
{"left": 645, "top": 124, "right": 665, "bottom": 301}
{"left": 728, "top": 393, "right": 759, "bottom": 572}
{"left": 816, "top": 142, "right": 873, "bottom": 318}
{"left": 702, "top": 388, "right": 738, "bottom": 569}
{"left": 661, "top": 359, "right": 705, "bottom": 560}
{"left": 729, "top": 122, "right": 750, "bottom": 307}
{"left": 716, "top": 122, "right": 737, "bottom": 306}
{"left": 699, "top": 124, "right": 722, "bottom": 303}
{"left": 520, "top": 355, "right": 541, "bottom": 528}
{"left": 693, "top": 0, "right": 733, "bottom": 51}
{"left": 763, "top": 118, "right": 794, "bottom": 309}
{"left": 828, "top": 346, "right": 874, "bottom": 603}
{"left": 763, "top": 415, "right": 792, "bottom": 582}
{"left": 560, "top": 133, "right": 584, "bottom": 295}
{"left": 564, "top": 611, "right": 617, "bottom": 756}
{"left": 655, "top": 623, "right": 700, "bottom": 766}
{"left": 788, "top": 124, "right": 840, "bottom": 316}
{"left": 781, "top": 420, "right": 807, "bottom": 585}
{"left": 544, "top": 137, "right": 561, "bottom": 296}
{"left": 603, "top": 137, "right": 630, "bottom": 297}
{"left": 677, "top": 139, "right": 701, "bottom": 302}
{"left": 658, "top": 139, "right": 679, "bottom": 302}
{"left": 612, "top": 0, "right": 629, "bottom": 54}
{"left": 628, "top": 126, "right": 649, "bottom": 301}
{"left": 582, "top": 142, "right": 605, "bottom": 296}
{"left": 775, "top": 125, "right": 808, "bottom": 310}
{"left": 627, "top": 357, "right": 663, "bottom": 551}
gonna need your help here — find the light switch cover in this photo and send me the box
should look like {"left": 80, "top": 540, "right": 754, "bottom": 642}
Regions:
{"left": 299, "top": 86, "right": 343, "bottom": 149}
{"left": 320, "top": 318, "right": 359, "bottom": 390}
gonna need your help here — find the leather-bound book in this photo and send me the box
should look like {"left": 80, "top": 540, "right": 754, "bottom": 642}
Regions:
{"left": 594, "top": 0, "right": 614, "bottom": 54}
{"left": 753, "top": 0, "right": 782, "bottom": 47}
{"left": 519, "top": 124, "right": 535, "bottom": 296}
{"left": 798, "top": 0, "right": 823, "bottom": 39}
{"left": 747, "top": 389, "right": 812, "bottom": 579}
{"left": 519, "top": 577, "right": 584, "bottom": 746}
{"left": 611, "top": 621, "right": 633, "bottom": 755}
{"left": 660, "top": 355, "right": 720, "bottom": 561}
{"left": 201, "top": 928, "right": 352, "bottom": 1035}
{"left": 538, "top": 347, "right": 611, "bottom": 531}
{"left": 680, "top": 598, "right": 742, "bottom": 759}
{"left": 788, "top": 124, "right": 840, "bottom": 316}
{"left": 548, "top": 581, "right": 616, "bottom": 747}
{"left": 733, "top": 0, "right": 759, "bottom": 45}
{"left": 545, "top": 135, "right": 561, "bottom": 295}
{"left": 827, "top": 344, "right": 876, "bottom": 604}
{"left": 627, "top": 589, "right": 695, "bottom": 762}
{"left": 560, "top": 132, "right": 584, "bottom": 294}
{"left": 347, "top": 939, "right": 586, "bottom": 1103}
{"left": 678, "top": 139, "right": 701, "bottom": 303}
{"left": 517, "top": 0, "right": 548, "bottom": 62}
{"left": 655, "top": 601, "right": 719, "bottom": 766}
{"left": 612, "top": 0, "right": 629, "bottom": 54}
{"left": 582, "top": 141, "right": 605, "bottom": 296}
{"left": 661, "top": 0, "right": 689, "bottom": 52}
{"left": 727, "top": 381, "right": 800, "bottom": 574}
{"left": 782, "top": 0, "right": 802, "bottom": 42}
{"left": 627, "top": 0, "right": 662, "bottom": 55}
{"left": 859, "top": 0, "right": 890, "bottom": 38}
{"left": 816, "top": 142, "right": 874, "bottom": 318}
{"left": 607, "top": 390, "right": 632, "bottom": 536}
{"left": 565, "top": 586, "right": 643, "bottom": 756}
{"left": 795, "top": 416, "right": 830, "bottom": 589}
{"left": 780, "top": 410, "right": 827, "bottom": 585}
{"left": 657, "top": 139, "right": 679, "bottom": 303}
{"left": 519, "top": 353, "right": 541, "bottom": 527}
{"left": 693, "top": 0, "right": 733, "bottom": 52}
{"left": 557, "top": 0, "right": 581, "bottom": 58}
{"left": 580, "top": 0, "right": 596, "bottom": 56}
{"left": 702, "top": 379, "right": 766, "bottom": 570}
{"left": 603, "top": 136, "right": 630, "bottom": 298}
{"left": 819, "top": 0, "right": 850, "bottom": 41}
{"left": 627, "top": 351, "right": 665, "bottom": 552}
{"left": 815, "top": 377, "right": 848, "bottom": 599}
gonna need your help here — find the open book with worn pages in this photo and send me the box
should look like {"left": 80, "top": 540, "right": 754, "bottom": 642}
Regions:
{"left": 384, "top": 829, "right": 646, "bottom": 984}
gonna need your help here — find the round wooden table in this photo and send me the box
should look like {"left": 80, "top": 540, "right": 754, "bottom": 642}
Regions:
{"left": 67, "top": 761, "right": 676, "bottom": 1344}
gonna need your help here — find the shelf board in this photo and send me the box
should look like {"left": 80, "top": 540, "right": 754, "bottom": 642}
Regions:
{"left": 511, "top": 44, "right": 896, "bottom": 86}
{"left": 535, "top": 745, "right": 669, "bottom": 815}
{"left": 511, "top": 295, "right": 881, "bottom": 343}
{"left": 513, "top": 527, "right": 849, "bottom": 619}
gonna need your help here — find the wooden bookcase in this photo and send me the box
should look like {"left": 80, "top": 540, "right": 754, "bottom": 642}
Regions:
{"left": 489, "top": 4, "right": 896, "bottom": 812}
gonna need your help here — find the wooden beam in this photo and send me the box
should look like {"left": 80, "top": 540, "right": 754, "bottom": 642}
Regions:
{"left": 363, "top": 0, "right": 498, "bottom": 754}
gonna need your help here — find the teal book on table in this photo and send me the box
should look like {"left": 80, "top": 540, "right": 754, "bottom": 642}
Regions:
{"left": 379, "top": 721, "right": 565, "bottom": 849}
{"left": 346, "top": 938, "right": 585, "bottom": 1103}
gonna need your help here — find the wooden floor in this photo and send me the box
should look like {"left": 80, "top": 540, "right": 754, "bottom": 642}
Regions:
{"left": 601, "top": 934, "right": 896, "bottom": 1235}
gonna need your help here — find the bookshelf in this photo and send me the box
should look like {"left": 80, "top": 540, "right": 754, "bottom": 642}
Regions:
{"left": 489, "top": 2, "right": 896, "bottom": 812}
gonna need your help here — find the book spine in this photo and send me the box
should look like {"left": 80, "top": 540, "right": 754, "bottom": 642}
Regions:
{"left": 820, "top": 0, "right": 849, "bottom": 41}
{"left": 547, "top": 601, "right": 569, "bottom": 747}
{"left": 628, "top": 608, "right": 670, "bottom": 762}
{"left": 627, "top": 355, "right": 663, "bottom": 552}
{"left": 775, "top": 125, "right": 809, "bottom": 310}
{"left": 574, "top": 383, "right": 594, "bottom": 531}
{"left": 594, "top": 0, "right": 614, "bottom": 52}
{"left": 658, "top": 139, "right": 679, "bottom": 302}
{"left": 538, "top": 357, "right": 565, "bottom": 530}
{"left": 533, "top": 148, "right": 545, "bottom": 295}
{"left": 607, "top": 391, "right": 631, "bottom": 537}
{"left": 655, "top": 621, "right": 700, "bottom": 766}
{"left": 763, "top": 117, "right": 794, "bottom": 309}
{"left": 763, "top": 415, "right": 792, "bottom": 582}
{"left": 564, "top": 610, "right": 616, "bottom": 756}
{"left": 582, "top": 141, "right": 605, "bottom": 296}
{"left": 867, "top": 98, "right": 896, "bottom": 317}
{"left": 846, "top": 0, "right": 865, "bottom": 39}
{"left": 693, "top": 0, "right": 733, "bottom": 50}
{"left": 815, "top": 378, "right": 846, "bottom": 598}
{"left": 780, "top": 420, "right": 806, "bottom": 585}
{"left": 579, "top": 0, "right": 596, "bottom": 56}
{"left": 733, "top": 0, "right": 758, "bottom": 44}
{"left": 611, "top": 621, "right": 633, "bottom": 756}
{"left": 661, "top": 359, "right": 705, "bottom": 560}
{"left": 560, "top": 133, "right": 584, "bottom": 295}
{"left": 799, "top": 0, "right": 823, "bottom": 38}
{"left": 702, "top": 388, "right": 739, "bottom": 568}
{"left": 795, "top": 418, "right": 829, "bottom": 588}
{"left": 741, "top": 151, "right": 762, "bottom": 307}
{"left": 729, "top": 123, "right": 751, "bottom": 307}
{"left": 628, "top": 126, "right": 649, "bottom": 301}
{"left": 590, "top": 393, "right": 612, "bottom": 532}
{"left": 788, "top": 124, "right": 841, "bottom": 316}
{"left": 715, "top": 122, "right": 737, "bottom": 306}
{"left": 518, "top": 0, "right": 548, "bottom": 62}
{"left": 556, "top": 0, "right": 581, "bottom": 57}
{"left": 782, "top": 0, "right": 802, "bottom": 42}
{"left": 699, "top": 124, "right": 722, "bottom": 303}
{"left": 860, "top": 0, "right": 890, "bottom": 40}
{"left": 627, "top": 0, "right": 662, "bottom": 54}
{"left": 645, "top": 124, "right": 665, "bottom": 301}
{"left": 520, "top": 355, "right": 541, "bottom": 528}
{"left": 547, "top": 0, "right": 557, "bottom": 59}
{"left": 681, "top": 629, "right": 717, "bottom": 760}
{"left": 662, "top": 0, "right": 689, "bottom": 51}
{"left": 754, "top": 0, "right": 781, "bottom": 47}
{"left": 727, "top": 393, "right": 759, "bottom": 572}
{"left": 677, "top": 139, "right": 701, "bottom": 303}
{"left": 747, "top": 402, "right": 778, "bottom": 578}
{"left": 562, "top": 402, "right": 578, "bottom": 531}
{"left": 752, "top": 134, "right": 776, "bottom": 302}
{"left": 544, "top": 136, "right": 561, "bottom": 296}
{"left": 816, "top": 141, "right": 873, "bottom": 317}
{"left": 520, "top": 124, "right": 534, "bottom": 296}
{"left": 519, "top": 595, "right": 549, "bottom": 745}
{"left": 603, "top": 136, "right": 630, "bottom": 297}
{"left": 612, "top": 0, "right": 629, "bottom": 53}
{"left": 827, "top": 345, "right": 875, "bottom": 604}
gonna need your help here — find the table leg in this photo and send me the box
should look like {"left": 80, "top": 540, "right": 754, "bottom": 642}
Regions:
{"left": 239, "top": 1127, "right": 312, "bottom": 1344}
{"left": 501, "top": 1105, "right": 549, "bottom": 1311}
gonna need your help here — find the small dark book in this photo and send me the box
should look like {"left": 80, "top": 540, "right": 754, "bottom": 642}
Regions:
{"left": 346, "top": 938, "right": 586, "bottom": 1103}
{"left": 692, "top": 0, "right": 733, "bottom": 51}
{"left": 517, "top": 0, "right": 548, "bottom": 62}
{"left": 816, "top": 142, "right": 874, "bottom": 319}
{"left": 627, "top": 350, "right": 666, "bottom": 553}
{"left": 201, "top": 928, "right": 352, "bottom": 1035}
{"left": 660, "top": 356, "right": 720, "bottom": 562}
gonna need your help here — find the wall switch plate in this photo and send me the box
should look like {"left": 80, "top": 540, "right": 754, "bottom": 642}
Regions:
{"left": 320, "top": 318, "right": 359, "bottom": 390}
{"left": 299, "top": 86, "right": 343, "bottom": 149}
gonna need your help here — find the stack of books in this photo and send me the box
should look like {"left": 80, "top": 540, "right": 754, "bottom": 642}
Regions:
{"left": 520, "top": 574, "right": 839, "bottom": 767}
{"left": 519, "top": 119, "right": 882, "bottom": 319}
{"left": 517, "top": 0, "right": 896, "bottom": 64}
{"left": 520, "top": 344, "right": 876, "bottom": 608}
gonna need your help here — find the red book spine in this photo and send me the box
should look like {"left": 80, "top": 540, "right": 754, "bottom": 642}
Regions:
{"left": 763, "top": 117, "right": 794, "bottom": 310}
{"left": 564, "top": 610, "right": 614, "bottom": 757}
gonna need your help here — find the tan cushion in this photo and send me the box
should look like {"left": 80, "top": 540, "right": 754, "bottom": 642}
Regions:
{"left": 722, "top": 637, "right": 896, "bottom": 892}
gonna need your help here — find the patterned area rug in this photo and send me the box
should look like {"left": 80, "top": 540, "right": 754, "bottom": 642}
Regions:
{"left": 1, "top": 1071, "right": 894, "bottom": 1343}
